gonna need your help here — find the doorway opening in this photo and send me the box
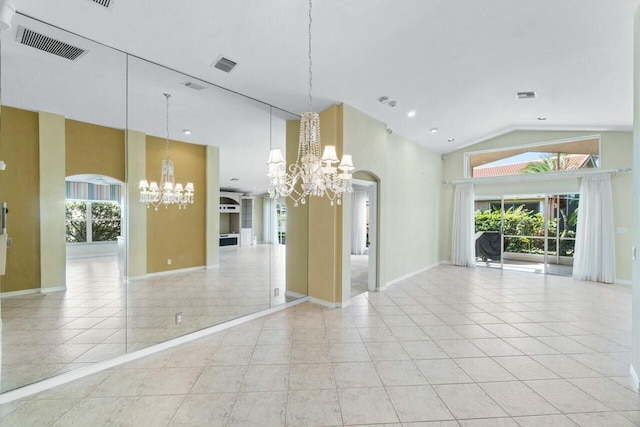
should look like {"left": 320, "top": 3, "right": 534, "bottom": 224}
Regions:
{"left": 474, "top": 193, "right": 579, "bottom": 276}
{"left": 349, "top": 179, "right": 378, "bottom": 298}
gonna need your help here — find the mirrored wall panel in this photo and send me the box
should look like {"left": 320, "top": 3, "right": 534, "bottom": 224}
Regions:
{"left": 0, "top": 15, "right": 127, "bottom": 391}
{"left": 0, "top": 16, "right": 305, "bottom": 393}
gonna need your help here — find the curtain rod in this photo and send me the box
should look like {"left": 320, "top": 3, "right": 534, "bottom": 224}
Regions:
{"left": 444, "top": 167, "right": 631, "bottom": 185}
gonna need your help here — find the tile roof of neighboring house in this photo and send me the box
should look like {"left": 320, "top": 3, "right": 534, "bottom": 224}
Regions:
{"left": 473, "top": 154, "right": 594, "bottom": 178}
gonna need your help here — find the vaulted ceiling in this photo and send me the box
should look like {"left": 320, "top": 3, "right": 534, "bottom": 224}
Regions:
{"left": 3, "top": 0, "right": 639, "bottom": 192}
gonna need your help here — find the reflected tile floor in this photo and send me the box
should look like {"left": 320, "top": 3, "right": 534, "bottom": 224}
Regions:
{"left": 1, "top": 245, "right": 287, "bottom": 392}
{"left": 2, "top": 264, "right": 640, "bottom": 426}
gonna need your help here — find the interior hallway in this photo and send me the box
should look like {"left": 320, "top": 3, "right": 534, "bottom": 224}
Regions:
{"left": 1, "top": 264, "right": 638, "bottom": 426}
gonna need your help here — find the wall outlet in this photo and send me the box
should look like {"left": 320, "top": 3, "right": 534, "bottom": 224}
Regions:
{"left": 274, "top": 288, "right": 279, "bottom": 297}
{"left": 167, "top": 259, "right": 172, "bottom": 265}
{"left": 175, "top": 312, "right": 182, "bottom": 325}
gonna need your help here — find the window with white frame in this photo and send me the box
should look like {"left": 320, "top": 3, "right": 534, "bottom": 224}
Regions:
{"left": 65, "top": 201, "right": 121, "bottom": 243}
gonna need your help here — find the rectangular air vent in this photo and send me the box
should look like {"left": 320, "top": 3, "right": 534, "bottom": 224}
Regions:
{"left": 516, "top": 91, "right": 536, "bottom": 99}
{"left": 16, "top": 26, "right": 88, "bottom": 60}
{"left": 183, "top": 81, "right": 207, "bottom": 91}
{"left": 90, "top": 0, "right": 113, "bottom": 8}
{"left": 212, "top": 55, "right": 237, "bottom": 73}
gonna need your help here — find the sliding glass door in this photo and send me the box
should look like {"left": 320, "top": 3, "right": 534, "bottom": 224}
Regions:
{"left": 475, "top": 193, "right": 578, "bottom": 276}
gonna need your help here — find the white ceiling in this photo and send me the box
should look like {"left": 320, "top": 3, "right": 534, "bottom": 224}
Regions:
{"left": 3, "top": 0, "right": 639, "bottom": 192}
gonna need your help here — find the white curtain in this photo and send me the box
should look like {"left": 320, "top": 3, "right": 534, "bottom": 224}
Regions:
{"left": 351, "top": 191, "right": 368, "bottom": 255}
{"left": 573, "top": 174, "right": 615, "bottom": 283}
{"left": 451, "top": 183, "right": 476, "bottom": 267}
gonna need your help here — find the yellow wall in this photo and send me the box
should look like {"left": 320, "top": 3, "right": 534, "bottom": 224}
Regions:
{"left": 0, "top": 107, "right": 41, "bottom": 292}
{"left": 285, "top": 119, "right": 309, "bottom": 297}
{"left": 66, "top": 119, "right": 125, "bottom": 182}
{"left": 307, "top": 105, "right": 344, "bottom": 303}
{"left": 146, "top": 136, "right": 206, "bottom": 273}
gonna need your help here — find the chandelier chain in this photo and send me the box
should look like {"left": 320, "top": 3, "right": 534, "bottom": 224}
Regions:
{"left": 164, "top": 93, "right": 171, "bottom": 160}
{"left": 307, "top": 0, "right": 313, "bottom": 112}
{"left": 266, "top": 0, "right": 354, "bottom": 207}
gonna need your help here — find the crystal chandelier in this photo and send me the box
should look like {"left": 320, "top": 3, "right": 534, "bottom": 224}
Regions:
{"left": 267, "top": 0, "right": 354, "bottom": 207}
{"left": 139, "top": 93, "right": 194, "bottom": 210}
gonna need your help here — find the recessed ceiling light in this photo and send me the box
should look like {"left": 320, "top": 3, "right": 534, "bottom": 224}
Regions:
{"left": 429, "top": 128, "right": 438, "bottom": 133}
{"left": 183, "top": 129, "right": 192, "bottom": 135}
{"left": 407, "top": 110, "right": 416, "bottom": 118}
{"left": 537, "top": 117, "right": 547, "bottom": 121}
{"left": 388, "top": 101, "right": 397, "bottom": 107}
{"left": 230, "top": 178, "right": 239, "bottom": 182}
{"left": 447, "top": 138, "right": 455, "bottom": 143}
{"left": 378, "top": 96, "right": 389, "bottom": 104}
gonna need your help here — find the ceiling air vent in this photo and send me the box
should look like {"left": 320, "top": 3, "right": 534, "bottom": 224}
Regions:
{"left": 183, "top": 81, "right": 207, "bottom": 91}
{"left": 516, "top": 91, "right": 536, "bottom": 99}
{"left": 16, "top": 26, "right": 88, "bottom": 60}
{"left": 89, "top": 0, "right": 113, "bottom": 8}
{"left": 212, "top": 55, "right": 237, "bottom": 73}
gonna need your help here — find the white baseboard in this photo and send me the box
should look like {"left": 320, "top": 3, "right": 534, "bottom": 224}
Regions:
{"left": 307, "top": 296, "right": 338, "bottom": 308}
{"left": 1, "top": 286, "right": 67, "bottom": 298}
{"left": 384, "top": 262, "right": 440, "bottom": 289}
{"left": 615, "top": 279, "right": 632, "bottom": 286}
{"left": 206, "top": 264, "right": 220, "bottom": 270}
{"left": 285, "top": 290, "right": 306, "bottom": 299}
{"left": 439, "top": 260, "right": 453, "bottom": 265}
{"left": 41, "top": 286, "right": 67, "bottom": 294}
{"left": 0, "top": 288, "right": 40, "bottom": 298}
{"left": 337, "top": 299, "right": 352, "bottom": 308}
{"left": 0, "top": 296, "right": 309, "bottom": 404}
{"left": 129, "top": 266, "right": 205, "bottom": 280}
{"left": 66, "top": 253, "right": 117, "bottom": 259}
{"left": 631, "top": 365, "right": 640, "bottom": 391}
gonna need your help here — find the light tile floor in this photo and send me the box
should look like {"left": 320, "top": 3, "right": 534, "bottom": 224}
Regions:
{"left": 2, "top": 264, "right": 640, "bottom": 426}
{"left": 1, "top": 244, "right": 287, "bottom": 392}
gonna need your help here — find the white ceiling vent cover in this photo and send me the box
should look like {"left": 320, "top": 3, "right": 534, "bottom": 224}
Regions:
{"left": 516, "top": 91, "right": 536, "bottom": 99}
{"left": 16, "top": 26, "right": 88, "bottom": 60}
{"left": 183, "top": 81, "right": 207, "bottom": 91}
{"left": 212, "top": 55, "right": 237, "bottom": 73}
{"left": 89, "top": 0, "right": 113, "bottom": 8}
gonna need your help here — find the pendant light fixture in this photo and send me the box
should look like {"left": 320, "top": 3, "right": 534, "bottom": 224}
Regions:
{"left": 267, "top": 0, "right": 354, "bottom": 207}
{"left": 139, "top": 93, "right": 194, "bottom": 210}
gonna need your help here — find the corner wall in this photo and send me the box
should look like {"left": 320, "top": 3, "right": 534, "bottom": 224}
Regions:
{"left": 631, "top": 5, "right": 640, "bottom": 386}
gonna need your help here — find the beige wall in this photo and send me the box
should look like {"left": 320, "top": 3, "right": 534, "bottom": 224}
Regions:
{"left": 66, "top": 119, "right": 125, "bottom": 182}
{"left": 632, "top": 5, "right": 640, "bottom": 385}
{"left": 286, "top": 103, "right": 443, "bottom": 304}
{"left": 342, "top": 104, "right": 442, "bottom": 288}
{"left": 146, "top": 136, "right": 206, "bottom": 273}
{"left": 0, "top": 107, "right": 40, "bottom": 292}
{"left": 206, "top": 146, "right": 220, "bottom": 268}
{"left": 439, "top": 130, "right": 633, "bottom": 282}
{"left": 285, "top": 119, "right": 309, "bottom": 297}
{"left": 126, "top": 130, "right": 147, "bottom": 277}
{"left": 39, "top": 112, "right": 66, "bottom": 290}
{"left": 385, "top": 131, "right": 442, "bottom": 279}
{"left": 253, "top": 196, "right": 264, "bottom": 243}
